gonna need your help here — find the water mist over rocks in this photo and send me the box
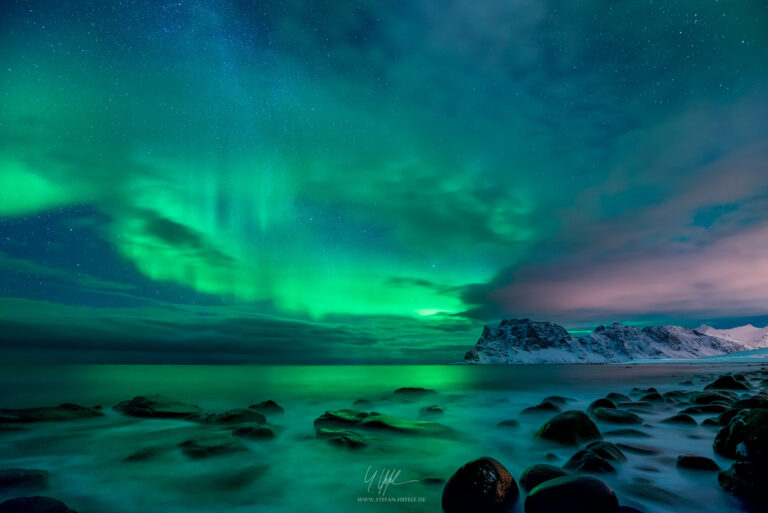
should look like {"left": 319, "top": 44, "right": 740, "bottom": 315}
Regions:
{"left": 464, "top": 319, "right": 768, "bottom": 364}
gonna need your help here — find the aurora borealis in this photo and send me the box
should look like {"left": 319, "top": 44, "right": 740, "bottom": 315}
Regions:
{"left": 1, "top": 1, "right": 767, "bottom": 363}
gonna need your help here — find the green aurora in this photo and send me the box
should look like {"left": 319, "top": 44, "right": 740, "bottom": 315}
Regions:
{"left": 1, "top": 1, "right": 768, "bottom": 362}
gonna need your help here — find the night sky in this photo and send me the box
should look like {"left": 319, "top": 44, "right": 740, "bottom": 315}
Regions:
{"left": 1, "top": 1, "right": 767, "bottom": 363}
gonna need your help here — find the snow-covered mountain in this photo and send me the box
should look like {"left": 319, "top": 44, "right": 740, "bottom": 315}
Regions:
{"left": 696, "top": 324, "right": 768, "bottom": 350}
{"left": 464, "top": 318, "right": 761, "bottom": 364}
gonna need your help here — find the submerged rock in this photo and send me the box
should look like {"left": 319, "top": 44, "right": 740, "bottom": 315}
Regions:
{"left": 0, "top": 496, "right": 78, "bottom": 513}
{"left": 542, "top": 395, "right": 573, "bottom": 406}
{"left": 603, "top": 429, "right": 651, "bottom": 438}
{"left": 535, "top": 411, "right": 601, "bottom": 446}
{"left": 524, "top": 475, "right": 619, "bottom": 513}
{"left": 122, "top": 446, "right": 169, "bottom": 462}
{"left": 316, "top": 428, "right": 367, "bottom": 449}
{"left": 0, "top": 403, "right": 102, "bottom": 423}
{"left": 660, "top": 414, "right": 697, "bottom": 426}
{"left": 676, "top": 455, "right": 719, "bottom": 471}
{"left": 588, "top": 399, "right": 617, "bottom": 414}
{"left": 496, "top": 419, "right": 519, "bottom": 429}
{"left": 353, "top": 399, "right": 372, "bottom": 408}
{"left": 313, "top": 409, "right": 452, "bottom": 436}
{"left": 0, "top": 469, "right": 49, "bottom": 491}
{"left": 419, "top": 405, "right": 444, "bottom": 418}
{"left": 586, "top": 441, "right": 627, "bottom": 462}
{"left": 442, "top": 457, "right": 518, "bottom": 513}
{"left": 113, "top": 395, "right": 201, "bottom": 419}
{"left": 519, "top": 464, "right": 568, "bottom": 492}
{"left": 521, "top": 401, "right": 561, "bottom": 415}
{"left": 592, "top": 408, "right": 642, "bottom": 425}
{"left": 620, "top": 477, "right": 687, "bottom": 507}
{"left": 232, "top": 423, "right": 277, "bottom": 440}
{"left": 689, "top": 391, "right": 735, "bottom": 405}
{"left": 680, "top": 404, "right": 728, "bottom": 414}
{"left": 249, "top": 400, "right": 284, "bottom": 415}
{"left": 563, "top": 450, "right": 616, "bottom": 474}
{"left": 640, "top": 392, "right": 664, "bottom": 403}
{"left": 705, "top": 376, "right": 749, "bottom": 391}
{"left": 191, "top": 408, "right": 266, "bottom": 425}
{"left": 606, "top": 393, "right": 631, "bottom": 403}
{"left": 393, "top": 387, "right": 436, "bottom": 397}
{"left": 179, "top": 433, "right": 246, "bottom": 458}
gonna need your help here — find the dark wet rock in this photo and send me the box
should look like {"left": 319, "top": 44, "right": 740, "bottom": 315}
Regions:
{"left": 0, "top": 496, "right": 78, "bottom": 513}
{"left": 587, "top": 399, "right": 616, "bottom": 415}
{"left": 0, "top": 469, "right": 48, "bottom": 491}
{"left": 640, "top": 392, "right": 664, "bottom": 403}
{"left": 586, "top": 441, "right": 627, "bottom": 462}
{"left": 702, "top": 418, "right": 719, "bottom": 427}
{"left": 524, "top": 475, "right": 619, "bottom": 513}
{"left": 0, "top": 403, "right": 103, "bottom": 423}
{"left": 393, "top": 387, "right": 436, "bottom": 397}
{"left": 606, "top": 393, "right": 631, "bottom": 403}
{"left": 122, "top": 446, "right": 169, "bottom": 462}
{"left": 179, "top": 433, "right": 246, "bottom": 458}
{"left": 534, "top": 411, "right": 601, "bottom": 446}
{"left": 616, "top": 443, "right": 662, "bottom": 455}
{"left": 604, "top": 428, "right": 651, "bottom": 438}
{"left": 353, "top": 399, "right": 372, "bottom": 408}
{"left": 114, "top": 395, "right": 201, "bottom": 419}
{"left": 232, "top": 423, "right": 277, "bottom": 440}
{"left": 733, "top": 373, "right": 748, "bottom": 382}
{"left": 313, "top": 409, "right": 369, "bottom": 428}
{"left": 676, "top": 455, "right": 719, "bottom": 471}
{"left": 663, "top": 390, "right": 688, "bottom": 401}
{"left": 680, "top": 380, "right": 694, "bottom": 385}
{"left": 563, "top": 450, "right": 616, "bottom": 473}
{"left": 714, "top": 408, "right": 768, "bottom": 460}
{"left": 689, "top": 391, "right": 735, "bottom": 405}
{"left": 733, "top": 395, "right": 768, "bottom": 409}
{"left": 496, "top": 419, "right": 519, "bottom": 429}
{"left": 322, "top": 430, "right": 367, "bottom": 449}
{"left": 249, "top": 400, "right": 284, "bottom": 415}
{"left": 705, "top": 376, "right": 749, "bottom": 391}
{"left": 441, "top": 457, "right": 518, "bottom": 513}
{"left": 521, "top": 401, "right": 561, "bottom": 415}
{"left": 632, "top": 387, "right": 658, "bottom": 395}
{"left": 717, "top": 408, "right": 746, "bottom": 426}
{"left": 718, "top": 461, "right": 768, "bottom": 510}
{"left": 314, "top": 409, "right": 452, "bottom": 436}
{"left": 519, "top": 464, "right": 568, "bottom": 492}
{"left": 542, "top": 395, "right": 573, "bottom": 406}
{"left": 592, "top": 408, "right": 642, "bottom": 425}
{"left": 680, "top": 404, "right": 728, "bottom": 414}
{"left": 621, "top": 477, "right": 687, "bottom": 507}
{"left": 191, "top": 408, "right": 266, "bottom": 425}
{"left": 422, "top": 477, "right": 445, "bottom": 486}
{"left": 617, "top": 401, "right": 653, "bottom": 411}
{"left": 660, "top": 414, "right": 697, "bottom": 426}
{"left": 419, "top": 405, "right": 444, "bottom": 418}
{"left": 205, "top": 465, "right": 268, "bottom": 492}
{"left": 544, "top": 453, "right": 560, "bottom": 462}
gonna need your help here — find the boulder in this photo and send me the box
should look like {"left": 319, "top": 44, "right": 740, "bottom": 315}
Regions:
{"left": 640, "top": 392, "right": 664, "bottom": 403}
{"left": 0, "top": 469, "right": 48, "bottom": 491}
{"left": 313, "top": 409, "right": 452, "bottom": 437}
{"left": 587, "top": 399, "right": 616, "bottom": 415}
{"left": 113, "top": 395, "right": 201, "bottom": 419}
{"left": 733, "top": 395, "right": 768, "bottom": 410}
{"left": 0, "top": 496, "right": 78, "bottom": 513}
{"left": 689, "top": 391, "right": 735, "bottom": 405}
{"left": 0, "top": 404, "right": 102, "bottom": 423}
{"left": 316, "top": 428, "right": 367, "bottom": 449}
{"left": 249, "top": 400, "right": 284, "bottom": 415}
{"left": 718, "top": 461, "right": 768, "bottom": 510}
{"left": 313, "top": 409, "right": 369, "bottom": 428}
{"left": 660, "top": 414, "right": 697, "bottom": 426}
{"left": 542, "top": 396, "right": 573, "bottom": 406}
{"left": 519, "top": 464, "right": 568, "bottom": 492}
{"left": 705, "top": 376, "right": 749, "bottom": 391}
{"left": 563, "top": 450, "right": 615, "bottom": 474}
{"left": 524, "top": 475, "right": 619, "bottom": 513}
{"left": 606, "top": 393, "right": 631, "bottom": 403}
{"left": 232, "top": 423, "right": 277, "bottom": 440}
{"left": 179, "top": 433, "right": 246, "bottom": 458}
{"left": 521, "top": 402, "right": 561, "bottom": 415}
{"left": 676, "top": 455, "right": 719, "bottom": 471}
{"left": 191, "top": 408, "right": 266, "bottom": 425}
{"left": 535, "top": 411, "right": 601, "bottom": 446}
{"left": 418, "top": 405, "right": 444, "bottom": 418}
{"left": 713, "top": 408, "right": 768, "bottom": 461}
{"left": 442, "top": 457, "right": 518, "bottom": 513}
{"left": 592, "top": 408, "right": 642, "bottom": 425}
{"left": 586, "top": 441, "right": 627, "bottom": 462}
{"left": 680, "top": 404, "right": 728, "bottom": 414}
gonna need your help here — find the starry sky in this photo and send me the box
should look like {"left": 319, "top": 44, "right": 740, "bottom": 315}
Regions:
{"left": 1, "top": 1, "right": 767, "bottom": 363}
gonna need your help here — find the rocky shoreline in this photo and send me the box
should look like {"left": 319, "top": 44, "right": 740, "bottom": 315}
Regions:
{"left": 1, "top": 369, "right": 767, "bottom": 512}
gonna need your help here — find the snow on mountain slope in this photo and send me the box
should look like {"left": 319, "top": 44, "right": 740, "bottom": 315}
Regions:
{"left": 464, "top": 318, "right": 760, "bottom": 364}
{"left": 697, "top": 324, "right": 768, "bottom": 349}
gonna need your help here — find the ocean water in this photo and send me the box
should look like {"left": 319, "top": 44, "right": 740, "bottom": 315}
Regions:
{"left": 0, "top": 363, "right": 759, "bottom": 512}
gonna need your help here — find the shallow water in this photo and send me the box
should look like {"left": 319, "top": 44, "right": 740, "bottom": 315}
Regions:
{"left": 0, "top": 363, "right": 761, "bottom": 512}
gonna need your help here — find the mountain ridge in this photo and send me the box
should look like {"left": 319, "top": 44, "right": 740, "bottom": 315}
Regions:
{"left": 464, "top": 318, "right": 767, "bottom": 364}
